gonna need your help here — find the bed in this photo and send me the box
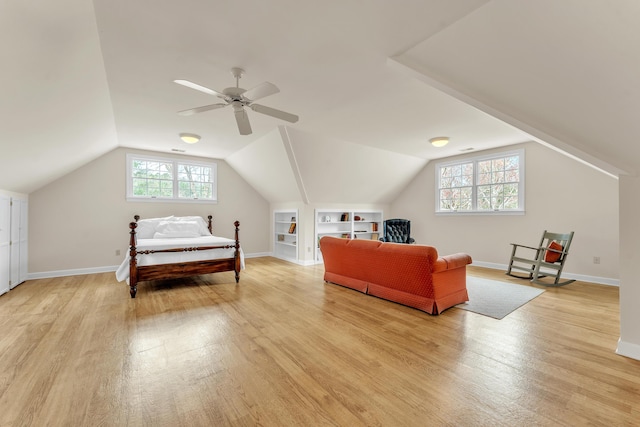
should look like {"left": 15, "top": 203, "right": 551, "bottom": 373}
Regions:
{"left": 115, "top": 215, "right": 243, "bottom": 298}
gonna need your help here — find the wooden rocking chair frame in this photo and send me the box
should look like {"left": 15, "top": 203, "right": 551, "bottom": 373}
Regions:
{"left": 506, "top": 230, "right": 575, "bottom": 286}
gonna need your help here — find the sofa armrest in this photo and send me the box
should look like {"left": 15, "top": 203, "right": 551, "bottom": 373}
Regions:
{"left": 433, "top": 253, "right": 472, "bottom": 273}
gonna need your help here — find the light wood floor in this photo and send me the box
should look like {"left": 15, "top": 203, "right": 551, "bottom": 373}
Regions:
{"left": 1, "top": 258, "right": 638, "bottom": 426}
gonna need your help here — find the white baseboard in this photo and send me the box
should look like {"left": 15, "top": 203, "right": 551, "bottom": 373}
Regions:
{"left": 27, "top": 256, "right": 620, "bottom": 286}
{"left": 267, "top": 251, "right": 318, "bottom": 266}
{"left": 616, "top": 338, "right": 640, "bottom": 361}
{"left": 29, "top": 265, "right": 118, "bottom": 280}
{"left": 288, "top": 258, "right": 317, "bottom": 266}
{"left": 245, "top": 252, "right": 270, "bottom": 259}
{"left": 471, "top": 261, "right": 619, "bottom": 287}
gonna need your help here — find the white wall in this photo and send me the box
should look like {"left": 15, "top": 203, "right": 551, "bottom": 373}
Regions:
{"left": 227, "top": 128, "right": 303, "bottom": 203}
{"left": 389, "top": 141, "right": 619, "bottom": 283}
{"left": 618, "top": 176, "right": 640, "bottom": 359}
{"left": 287, "top": 128, "right": 427, "bottom": 204}
{"left": 28, "top": 148, "right": 270, "bottom": 274}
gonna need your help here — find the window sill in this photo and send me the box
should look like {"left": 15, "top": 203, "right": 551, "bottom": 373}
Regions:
{"left": 126, "top": 197, "right": 218, "bottom": 204}
{"left": 435, "top": 210, "right": 525, "bottom": 216}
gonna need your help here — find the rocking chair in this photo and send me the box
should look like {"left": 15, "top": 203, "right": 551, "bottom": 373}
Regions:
{"left": 506, "top": 230, "right": 575, "bottom": 286}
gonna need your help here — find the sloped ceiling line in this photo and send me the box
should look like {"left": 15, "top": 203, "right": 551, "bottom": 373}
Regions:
{"left": 386, "top": 56, "right": 630, "bottom": 179}
{"left": 278, "top": 126, "right": 309, "bottom": 204}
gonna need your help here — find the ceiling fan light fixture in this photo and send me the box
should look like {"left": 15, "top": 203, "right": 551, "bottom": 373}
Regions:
{"left": 430, "top": 136, "right": 449, "bottom": 148}
{"left": 180, "top": 133, "right": 200, "bottom": 144}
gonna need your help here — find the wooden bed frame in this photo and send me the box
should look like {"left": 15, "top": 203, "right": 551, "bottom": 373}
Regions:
{"left": 127, "top": 215, "right": 241, "bottom": 298}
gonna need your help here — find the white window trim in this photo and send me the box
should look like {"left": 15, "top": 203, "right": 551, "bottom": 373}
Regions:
{"left": 435, "top": 148, "right": 525, "bottom": 216}
{"left": 126, "top": 153, "right": 218, "bottom": 203}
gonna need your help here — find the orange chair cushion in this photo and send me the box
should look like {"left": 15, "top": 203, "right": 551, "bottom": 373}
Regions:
{"left": 545, "top": 241, "right": 563, "bottom": 263}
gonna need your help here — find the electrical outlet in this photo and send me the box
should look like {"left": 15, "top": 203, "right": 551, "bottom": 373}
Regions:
{"left": 116, "top": 249, "right": 121, "bottom": 256}
{"left": 307, "top": 247, "right": 311, "bottom": 253}
{"left": 593, "top": 256, "right": 600, "bottom": 264}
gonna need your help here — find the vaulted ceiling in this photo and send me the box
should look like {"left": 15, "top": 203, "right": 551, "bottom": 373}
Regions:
{"left": 2, "top": 0, "right": 638, "bottom": 200}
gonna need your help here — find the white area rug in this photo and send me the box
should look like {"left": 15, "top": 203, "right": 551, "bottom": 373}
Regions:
{"left": 455, "top": 276, "right": 545, "bottom": 319}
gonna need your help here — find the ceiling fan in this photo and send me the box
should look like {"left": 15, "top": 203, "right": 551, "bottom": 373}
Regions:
{"left": 174, "top": 67, "right": 299, "bottom": 135}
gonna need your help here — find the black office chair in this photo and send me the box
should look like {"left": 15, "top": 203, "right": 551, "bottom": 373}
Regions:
{"left": 379, "top": 219, "right": 415, "bottom": 244}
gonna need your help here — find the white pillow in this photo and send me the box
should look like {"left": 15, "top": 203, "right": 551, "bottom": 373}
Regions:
{"left": 172, "top": 216, "right": 211, "bottom": 236}
{"left": 153, "top": 220, "right": 201, "bottom": 238}
{"left": 135, "top": 216, "right": 174, "bottom": 239}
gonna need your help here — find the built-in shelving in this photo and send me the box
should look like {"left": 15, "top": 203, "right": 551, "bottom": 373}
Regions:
{"left": 274, "top": 210, "right": 298, "bottom": 263}
{"left": 315, "top": 209, "right": 382, "bottom": 263}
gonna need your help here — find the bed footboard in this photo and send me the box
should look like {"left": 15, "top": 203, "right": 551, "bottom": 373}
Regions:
{"left": 129, "top": 221, "right": 138, "bottom": 298}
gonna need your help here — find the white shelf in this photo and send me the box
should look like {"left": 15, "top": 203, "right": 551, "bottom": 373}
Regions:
{"left": 276, "top": 241, "right": 297, "bottom": 247}
{"left": 274, "top": 210, "right": 298, "bottom": 263}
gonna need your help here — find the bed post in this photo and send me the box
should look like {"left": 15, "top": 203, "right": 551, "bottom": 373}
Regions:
{"left": 234, "top": 220, "right": 240, "bottom": 283}
{"left": 208, "top": 215, "right": 213, "bottom": 235}
{"left": 129, "top": 221, "right": 138, "bottom": 298}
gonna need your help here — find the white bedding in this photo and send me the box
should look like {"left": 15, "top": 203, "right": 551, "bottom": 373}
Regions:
{"left": 115, "top": 235, "right": 245, "bottom": 283}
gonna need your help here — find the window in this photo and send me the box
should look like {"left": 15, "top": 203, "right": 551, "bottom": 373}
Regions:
{"left": 126, "top": 154, "right": 217, "bottom": 203}
{"left": 436, "top": 149, "right": 524, "bottom": 214}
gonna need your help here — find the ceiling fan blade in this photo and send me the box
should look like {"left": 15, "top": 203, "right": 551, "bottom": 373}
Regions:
{"left": 242, "top": 82, "right": 280, "bottom": 102}
{"left": 174, "top": 79, "right": 225, "bottom": 97}
{"left": 250, "top": 103, "right": 299, "bottom": 123}
{"left": 178, "top": 103, "right": 228, "bottom": 116}
{"left": 234, "top": 106, "right": 252, "bottom": 135}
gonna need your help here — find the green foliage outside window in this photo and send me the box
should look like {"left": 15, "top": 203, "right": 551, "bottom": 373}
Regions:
{"left": 128, "top": 156, "right": 217, "bottom": 201}
{"left": 177, "top": 164, "right": 213, "bottom": 199}
{"left": 131, "top": 160, "right": 174, "bottom": 197}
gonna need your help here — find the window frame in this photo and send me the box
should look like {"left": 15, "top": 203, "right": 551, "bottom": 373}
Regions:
{"left": 126, "top": 153, "right": 218, "bottom": 203}
{"left": 435, "top": 148, "right": 525, "bottom": 215}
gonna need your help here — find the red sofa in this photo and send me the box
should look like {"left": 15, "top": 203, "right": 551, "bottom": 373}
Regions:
{"left": 319, "top": 236, "right": 472, "bottom": 314}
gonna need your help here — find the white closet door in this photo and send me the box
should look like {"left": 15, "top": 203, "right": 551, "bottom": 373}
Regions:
{"left": 10, "top": 198, "right": 20, "bottom": 288}
{"left": 10, "top": 198, "right": 27, "bottom": 289}
{"left": 18, "top": 199, "right": 28, "bottom": 284}
{"left": 0, "top": 195, "right": 10, "bottom": 296}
